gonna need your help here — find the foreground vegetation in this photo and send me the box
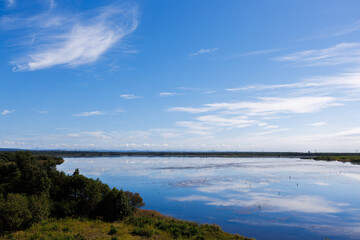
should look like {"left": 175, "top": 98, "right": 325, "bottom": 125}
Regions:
{"left": 1, "top": 212, "right": 251, "bottom": 240}
{"left": 0, "top": 151, "right": 251, "bottom": 239}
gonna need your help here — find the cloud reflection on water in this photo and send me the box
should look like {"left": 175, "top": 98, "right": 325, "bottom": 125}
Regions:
{"left": 59, "top": 157, "right": 360, "bottom": 239}
{"left": 229, "top": 218, "right": 360, "bottom": 238}
{"left": 171, "top": 193, "right": 344, "bottom": 214}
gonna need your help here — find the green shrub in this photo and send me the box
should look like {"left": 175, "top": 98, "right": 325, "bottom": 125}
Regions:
{"left": 28, "top": 194, "right": 50, "bottom": 223}
{"left": 131, "top": 225, "right": 154, "bottom": 238}
{"left": 97, "top": 188, "right": 132, "bottom": 221}
{"left": 73, "top": 233, "right": 86, "bottom": 240}
{"left": 125, "top": 191, "right": 145, "bottom": 209}
{"left": 0, "top": 193, "right": 32, "bottom": 231}
{"left": 108, "top": 225, "right": 118, "bottom": 235}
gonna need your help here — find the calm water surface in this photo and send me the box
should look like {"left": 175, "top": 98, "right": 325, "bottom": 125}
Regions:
{"left": 58, "top": 157, "right": 360, "bottom": 240}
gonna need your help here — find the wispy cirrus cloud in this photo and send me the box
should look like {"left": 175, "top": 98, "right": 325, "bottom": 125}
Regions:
{"left": 3, "top": 4, "right": 138, "bottom": 71}
{"left": 333, "top": 20, "right": 360, "bottom": 36}
{"left": 299, "top": 20, "right": 360, "bottom": 41}
{"left": 190, "top": 48, "right": 218, "bottom": 57}
{"left": 240, "top": 48, "right": 286, "bottom": 57}
{"left": 119, "top": 94, "right": 141, "bottom": 99}
{"left": 169, "top": 96, "right": 339, "bottom": 135}
{"left": 222, "top": 48, "right": 287, "bottom": 60}
{"left": 73, "top": 111, "right": 105, "bottom": 117}
{"left": 48, "top": 0, "right": 56, "bottom": 10}
{"left": 176, "top": 115, "right": 258, "bottom": 132}
{"left": 274, "top": 42, "right": 360, "bottom": 66}
{"left": 226, "top": 72, "right": 360, "bottom": 100}
{"left": 5, "top": 0, "right": 15, "bottom": 8}
{"left": 226, "top": 83, "right": 303, "bottom": 91}
{"left": 170, "top": 96, "right": 339, "bottom": 116}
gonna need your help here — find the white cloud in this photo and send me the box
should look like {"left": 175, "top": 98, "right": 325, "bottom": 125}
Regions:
{"left": 73, "top": 111, "right": 105, "bottom": 117}
{"left": 263, "top": 125, "right": 278, "bottom": 129}
{"left": 19, "top": 25, "right": 118, "bottom": 71}
{"left": 224, "top": 72, "right": 360, "bottom": 104}
{"left": 176, "top": 121, "right": 212, "bottom": 131}
{"left": 274, "top": 42, "right": 360, "bottom": 66}
{"left": 119, "top": 94, "right": 141, "bottom": 99}
{"left": 169, "top": 106, "right": 210, "bottom": 114}
{"left": 226, "top": 83, "right": 304, "bottom": 92}
{"left": 151, "top": 129, "right": 181, "bottom": 139}
{"left": 307, "top": 122, "right": 327, "bottom": 127}
{"left": 6, "top": 124, "right": 360, "bottom": 151}
{"left": 159, "top": 92, "right": 184, "bottom": 97}
{"left": 8, "top": 4, "right": 138, "bottom": 71}
{"left": 1, "top": 109, "right": 13, "bottom": 115}
{"left": 333, "top": 20, "right": 360, "bottom": 36}
{"left": 113, "top": 108, "right": 125, "bottom": 113}
{"left": 177, "top": 115, "right": 257, "bottom": 132}
{"left": 37, "top": 110, "right": 48, "bottom": 114}
{"left": 300, "top": 20, "right": 360, "bottom": 41}
{"left": 190, "top": 48, "right": 218, "bottom": 56}
{"left": 258, "top": 128, "right": 290, "bottom": 135}
{"left": 238, "top": 48, "right": 286, "bottom": 57}
{"left": 169, "top": 96, "right": 339, "bottom": 136}
{"left": 335, "top": 127, "right": 360, "bottom": 137}
{"left": 170, "top": 97, "right": 339, "bottom": 116}
{"left": 67, "top": 131, "right": 109, "bottom": 140}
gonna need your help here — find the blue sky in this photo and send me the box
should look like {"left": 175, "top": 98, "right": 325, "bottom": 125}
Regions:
{"left": 1, "top": 0, "right": 360, "bottom": 151}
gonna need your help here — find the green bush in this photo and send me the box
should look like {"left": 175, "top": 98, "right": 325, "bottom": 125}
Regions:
{"left": 0, "top": 193, "right": 32, "bottom": 231}
{"left": 131, "top": 225, "right": 154, "bottom": 238}
{"left": 97, "top": 188, "right": 132, "bottom": 221}
{"left": 28, "top": 194, "right": 50, "bottom": 223}
{"left": 125, "top": 191, "right": 145, "bottom": 209}
{"left": 108, "top": 225, "right": 118, "bottom": 235}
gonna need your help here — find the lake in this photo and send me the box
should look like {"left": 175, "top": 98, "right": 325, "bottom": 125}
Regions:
{"left": 58, "top": 157, "right": 360, "bottom": 240}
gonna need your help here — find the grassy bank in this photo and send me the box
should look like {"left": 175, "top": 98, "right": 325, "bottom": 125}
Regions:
{"left": 1, "top": 210, "right": 252, "bottom": 240}
{"left": 309, "top": 156, "right": 360, "bottom": 164}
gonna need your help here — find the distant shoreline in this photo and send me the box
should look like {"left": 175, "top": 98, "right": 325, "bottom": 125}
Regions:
{"left": 1, "top": 149, "right": 360, "bottom": 163}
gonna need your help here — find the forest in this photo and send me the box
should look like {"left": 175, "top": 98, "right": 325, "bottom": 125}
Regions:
{"left": 0, "top": 151, "right": 144, "bottom": 232}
